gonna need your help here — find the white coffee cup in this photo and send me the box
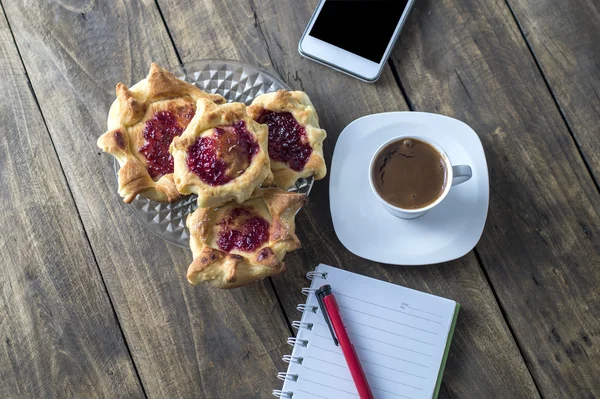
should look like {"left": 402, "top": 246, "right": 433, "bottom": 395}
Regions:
{"left": 369, "top": 136, "right": 472, "bottom": 219}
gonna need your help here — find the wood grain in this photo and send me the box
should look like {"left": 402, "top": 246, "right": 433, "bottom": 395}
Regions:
{"left": 506, "top": 0, "right": 600, "bottom": 184}
{"left": 156, "top": 0, "right": 541, "bottom": 397}
{"left": 0, "top": 0, "right": 291, "bottom": 397}
{"left": 390, "top": 0, "right": 600, "bottom": 396}
{"left": 0, "top": 6, "right": 144, "bottom": 398}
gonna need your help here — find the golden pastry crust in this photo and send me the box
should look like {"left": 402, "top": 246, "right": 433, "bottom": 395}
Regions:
{"left": 247, "top": 90, "right": 327, "bottom": 189}
{"left": 171, "top": 99, "right": 272, "bottom": 208}
{"left": 186, "top": 188, "right": 307, "bottom": 288}
{"left": 97, "top": 63, "right": 225, "bottom": 203}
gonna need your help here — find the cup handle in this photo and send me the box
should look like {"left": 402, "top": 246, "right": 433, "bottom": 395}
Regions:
{"left": 452, "top": 165, "right": 472, "bottom": 186}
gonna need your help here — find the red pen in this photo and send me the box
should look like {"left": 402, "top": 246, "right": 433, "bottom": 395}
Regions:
{"left": 316, "top": 285, "right": 374, "bottom": 399}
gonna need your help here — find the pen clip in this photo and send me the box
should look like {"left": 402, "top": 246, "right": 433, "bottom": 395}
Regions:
{"left": 315, "top": 285, "right": 339, "bottom": 346}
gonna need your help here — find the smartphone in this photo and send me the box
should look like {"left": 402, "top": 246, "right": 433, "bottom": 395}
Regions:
{"left": 298, "top": 0, "right": 415, "bottom": 83}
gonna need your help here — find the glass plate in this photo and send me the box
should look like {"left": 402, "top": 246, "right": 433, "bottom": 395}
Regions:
{"left": 114, "top": 59, "right": 314, "bottom": 248}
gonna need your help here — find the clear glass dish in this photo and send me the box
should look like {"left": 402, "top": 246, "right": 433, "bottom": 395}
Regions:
{"left": 114, "top": 60, "right": 313, "bottom": 248}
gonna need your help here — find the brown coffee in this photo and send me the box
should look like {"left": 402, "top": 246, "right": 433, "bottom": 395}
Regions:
{"left": 372, "top": 138, "right": 447, "bottom": 209}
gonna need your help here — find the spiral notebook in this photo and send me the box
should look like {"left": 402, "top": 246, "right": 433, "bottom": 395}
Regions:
{"left": 274, "top": 264, "right": 459, "bottom": 399}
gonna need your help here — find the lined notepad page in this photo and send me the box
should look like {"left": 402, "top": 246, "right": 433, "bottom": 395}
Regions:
{"left": 283, "top": 264, "right": 458, "bottom": 399}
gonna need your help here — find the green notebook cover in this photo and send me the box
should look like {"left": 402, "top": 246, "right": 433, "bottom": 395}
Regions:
{"left": 432, "top": 302, "right": 460, "bottom": 399}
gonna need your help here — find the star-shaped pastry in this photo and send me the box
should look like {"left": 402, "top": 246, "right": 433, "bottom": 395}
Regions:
{"left": 97, "top": 63, "right": 225, "bottom": 203}
{"left": 171, "top": 98, "right": 272, "bottom": 208}
{"left": 186, "top": 188, "right": 308, "bottom": 288}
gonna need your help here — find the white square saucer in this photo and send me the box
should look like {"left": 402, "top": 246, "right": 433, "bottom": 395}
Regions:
{"left": 330, "top": 112, "right": 489, "bottom": 265}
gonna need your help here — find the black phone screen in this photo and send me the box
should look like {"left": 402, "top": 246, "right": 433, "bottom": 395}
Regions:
{"left": 309, "top": 0, "right": 409, "bottom": 63}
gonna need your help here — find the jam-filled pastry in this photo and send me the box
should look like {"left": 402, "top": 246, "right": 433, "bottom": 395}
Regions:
{"left": 186, "top": 188, "right": 307, "bottom": 288}
{"left": 247, "top": 90, "right": 327, "bottom": 189}
{"left": 170, "top": 98, "right": 272, "bottom": 208}
{"left": 97, "top": 63, "right": 225, "bottom": 203}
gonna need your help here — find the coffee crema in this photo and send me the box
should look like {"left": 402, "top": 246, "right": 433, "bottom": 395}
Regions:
{"left": 372, "top": 138, "right": 447, "bottom": 209}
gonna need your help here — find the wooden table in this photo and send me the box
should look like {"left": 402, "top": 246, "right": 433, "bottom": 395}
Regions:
{"left": 1, "top": 0, "right": 599, "bottom": 397}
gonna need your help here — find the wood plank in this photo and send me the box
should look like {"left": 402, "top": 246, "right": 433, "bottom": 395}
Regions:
{"left": 389, "top": 0, "right": 600, "bottom": 396}
{"left": 0, "top": 6, "right": 144, "bottom": 398}
{"left": 1, "top": 0, "right": 291, "bottom": 397}
{"left": 506, "top": 0, "right": 600, "bottom": 189}
{"left": 156, "top": 0, "right": 541, "bottom": 397}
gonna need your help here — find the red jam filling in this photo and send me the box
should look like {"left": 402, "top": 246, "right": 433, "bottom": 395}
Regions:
{"left": 140, "top": 107, "right": 194, "bottom": 179}
{"left": 258, "top": 110, "right": 312, "bottom": 172}
{"left": 217, "top": 208, "right": 270, "bottom": 253}
{"left": 186, "top": 121, "right": 259, "bottom": 186}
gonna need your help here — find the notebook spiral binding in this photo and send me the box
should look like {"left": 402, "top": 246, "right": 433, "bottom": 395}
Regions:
{"left": 287, "top": 337, "right": 308, "bottom": 347}
{"left": 277, "top": 372, "right": 299, "bottom": 382}
{"left": 273, "top": 270, "right": 327, "bottom": 398}
{"left": 291, "top": 321, "right": 314, "bottom": 330}
{"left": 306, "top": 271, "right": 327, "bottom": 280}
{"left": 296, "top": 304, "right": 318, "bottom": 313}
{"left": 282, "top": 355, "right": 304, "bottom": 364}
